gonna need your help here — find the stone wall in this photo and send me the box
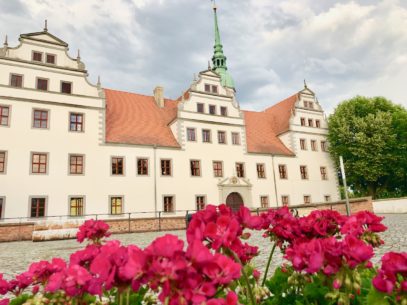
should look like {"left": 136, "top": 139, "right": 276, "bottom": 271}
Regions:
{"left": 0, "top": 197, "right": 372, "bottom": 242}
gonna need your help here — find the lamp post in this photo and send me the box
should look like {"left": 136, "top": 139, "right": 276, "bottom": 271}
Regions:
{"left": 339, "top": 156, "right": 351, "bottom": 216}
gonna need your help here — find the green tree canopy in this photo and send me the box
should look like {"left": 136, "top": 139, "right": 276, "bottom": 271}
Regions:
{"left": 328, "top": 96, "right": 407, "bottom": 199}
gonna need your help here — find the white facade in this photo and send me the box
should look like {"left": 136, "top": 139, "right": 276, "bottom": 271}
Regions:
{"left": 0, "top": 27, "right": 340, "bottom": 221}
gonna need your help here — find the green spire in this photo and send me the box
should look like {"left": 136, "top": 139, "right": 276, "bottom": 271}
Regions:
{"left": 211, "top": 2, "right": 235, "bottom": 90}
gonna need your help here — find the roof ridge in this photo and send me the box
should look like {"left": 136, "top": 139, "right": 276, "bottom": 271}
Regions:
{"left": 103, "top": 88, "right": 177, "bottom": 103}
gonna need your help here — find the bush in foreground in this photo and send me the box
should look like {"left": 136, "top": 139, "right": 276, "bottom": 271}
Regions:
{"left": 0, "top": 205, "right": 406, "bottom": 305}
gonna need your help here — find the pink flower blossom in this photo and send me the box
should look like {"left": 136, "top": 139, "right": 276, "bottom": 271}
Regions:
{"left": 76, "top": 219, "right": 111, "bottom": 243}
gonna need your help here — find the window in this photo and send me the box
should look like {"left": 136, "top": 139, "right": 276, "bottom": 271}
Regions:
{"left": 321, "top": 141, "right": 328, "bottom": 152}
{"left": 236, "top": 162, "right": 245, "bottom": 178}
{"left": 0, "top": 198, "right": 3, "bottom": 219}
{"left": 260, "top": 196, "right": 269, "bottom": 208}
{"left": 197, "top": 103, "right": 204, "bottom": 113}
{"left": 213, "top": 161, "right": 223, "bottom": 177}
{"left": 163, "top": 196, "right": 174, "bottom": 213}
{"left": 111, "top": 157, "right": 124, "bottom": 175}
{"left": 33, "top": 109, "right": 48, "bottom": 128}
{"left": 308, "top": 119, "right": 314, "bottom": 127}
{"left": 218, "top": 131, "right": 226, "bottom": 144}
{"left": 36, "top": 78, "right": 48, "bottom": 91}
{"left": 300, "top": 165, "right": 308, "bottom": 180}
{"left": 61, "top": 81, "right": 72, "bottom": 94}
{"left": 30, "top": 198, "right": 46, "bottom": 217}
{"left": 204, "top": 84, "right": 211, "bottom": 92}
{"left": 187, "top": 128, "right": 196, "bottom": 141}
{"left": 161, "top": 159, "right": 172, "bottom": 176}
{"left": 300, "top": 139, "right": 307, "bottom": 150}
{"left": 70, "top": 197, "right": 84, "bottom": 216}
{"left": 300, "top": 117, "right": 306, "bottom": 126}
{"left": 0, "top": 151, "right": 6, "bottom": 173}
{"left": 46, "top": 54, "right": 56, "bottom": 64}
{"left": 211, "top": 85, "right": 218, "bottom": 94}
{"left": 324, "top": 195, "right": 331, "bottom": 202}
{"left": 31, "top": 153, "right": 47, "bottom": 174}
{"left": 196, "top": 196, "right": 206, "bottom": 210}
{"left": 220, "top": 106, "right": 227, "bottom": 116}
{"left": 32, "top": 51, "right": 43, "bottom": 62}
{"left": 304, "top": 101, "right": 308, "bottom": 108}
{"left": 0, "top": 105, "right": 10, "bottom": 126}
{"left": 315, "top": 120, "right": 321, "bottom": 128}
{"left": 308, "top": 102, "right": 314, "bottom": 109}
{"left": 137, "top": 158, "right": 148, "bottom": 175}
{"left": 304, "top": 195, "right": 311, "bottom": 205}
{"left": 10, "top": 74, "right": 23, "bottom": 87}
{"left": 202, "top": 129, "right": 211, "bottom": 143}
{"left": 69, "top": 113, "right": 84, "bottom": 132}
{"left": 311, "top": 140, "right": 317, "bottom": 151}
{"left": 231, "top": 132, "right": 240, "bottom": 145}
{"left": 282, "top": 196, "right": 289, "bottom": 206}
{"left": 190, "top": 160, "right": 201, "bottom": 176}
{"left": 278, "top": 164, "right": 287, "bottom": 179}
{"left": 257, "top": 163, "right": 266, "bottom": 178}
{"left": 110, "top": 196, "right": 123, "bottom": 215}
{"left": 69, "top": 155, "right": 84, "bottom": 175}
{"left": 320, "top": 166, "right": 328, "bottom": 180}
{"left": 209, "top": 105, "right": 216, "bottom": 115}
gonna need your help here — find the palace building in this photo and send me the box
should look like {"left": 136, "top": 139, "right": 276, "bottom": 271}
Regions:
{"left": 0, "top": 7, "right": 339, "bottom": 220}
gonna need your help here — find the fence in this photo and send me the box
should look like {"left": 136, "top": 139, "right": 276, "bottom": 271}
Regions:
{"left": 0, "top": 197, "right": 373, "bottom": 242}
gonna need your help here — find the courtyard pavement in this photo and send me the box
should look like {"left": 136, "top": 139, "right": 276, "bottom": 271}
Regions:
{"left": 0, "top": 214, "right": 406, "bottom": 278}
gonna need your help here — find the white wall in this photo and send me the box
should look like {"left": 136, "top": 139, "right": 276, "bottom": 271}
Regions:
{"left": 373, "top": 197, "right": 407, "bottom": 214}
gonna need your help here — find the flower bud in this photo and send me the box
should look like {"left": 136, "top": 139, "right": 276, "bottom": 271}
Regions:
{"left": 333, "top": 279, "right": 342, "bottom": 289}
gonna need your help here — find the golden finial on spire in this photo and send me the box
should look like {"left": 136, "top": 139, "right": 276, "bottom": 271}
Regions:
{"left": 44, "top": 19, "right": 48, "bottom": 32}
{"left": 212, "top": 0, "right": 217, "bottom": 11}
{"left": 304, "top": 79, "right": 308, "bottom": 89}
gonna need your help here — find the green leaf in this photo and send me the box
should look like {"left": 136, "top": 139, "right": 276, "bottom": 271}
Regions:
{"left": 366, "top": 289, "right": 391, "bottom": 305}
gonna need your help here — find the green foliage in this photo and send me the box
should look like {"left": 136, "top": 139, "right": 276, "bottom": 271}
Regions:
{"left": 9, "top": 294, "right": 30, "bottom": 305}
{"left": 328, "top": 96, "right": 407, "bottom": 198}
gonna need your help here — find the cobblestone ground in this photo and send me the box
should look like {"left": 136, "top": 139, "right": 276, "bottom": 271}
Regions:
{"left": 0, "top": 214, "right": 406, "bottom": 279}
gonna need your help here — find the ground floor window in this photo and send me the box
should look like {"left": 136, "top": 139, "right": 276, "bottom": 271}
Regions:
{"left": 111, "top": 197, "right": 123, "bottom": 215}
{"left": 70, "top": 197, "right": 84, "bottom": 216}
{"left": 260, "top": 196, "right": 269, "bottom": 208}
{"left": 281, "top": 195, "right": 289, "bottom": 206}
{"left": 324, "top": 195, "right": 331, "bottom": 202}
{"left": 163, "top": 196, "right": 174, "bottom": 213}
{"left": 30, "top": 197, "right": 46, "bottom": 217}
{"left": 303, "top": 195, "right": 311, "bottom": 205}
{"left": 196, "top": 196, "right": 206, "bottom": 210}
{"left": 0, "top": 197, "right": 4, "bottom": 218}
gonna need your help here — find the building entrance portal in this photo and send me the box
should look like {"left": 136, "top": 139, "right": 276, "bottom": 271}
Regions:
{"left": 226, "top": 192, "right": 244, "bottom": 211}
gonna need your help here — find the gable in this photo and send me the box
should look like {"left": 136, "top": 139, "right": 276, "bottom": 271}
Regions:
{"left": 20, "top": 31, "right": 68, "bottom": 47}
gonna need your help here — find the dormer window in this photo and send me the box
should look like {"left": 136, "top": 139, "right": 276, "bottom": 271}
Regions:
{"left": 315, "top": 120, "right": 321, "bottom": 128}
{"left": 211, "top": 85, "right": 218, "bottom": 94}
{"left": 308, "top": 119, "right": 314, "bottom": 127}
{"left": 197, "top": 103, "right": 204, "bottom": 113}
{"left": 304, "top": 101, "right": 308, "bottom": 108}
{"left": 209, "top": 105, "right": 216, "bottom": 115}
{"left": 61, "top": 81, "right": 72, "bottom": 94}
{"left": 32, "top": 51, "right": 43, "bottom": 62}
{"left": 204, "top": 84, "right": 211, "bottom": 92}
{"left": 220, "top": 106, "right": 227, "bottom": 116}
{"left": 46, "top": 54, "right": 56, "bottom": 64}
{"left": 204, "top": 84, "right": 218, "bottom": 94}
{"left": 308, "top": 102, "right": 314, "bottom": 109}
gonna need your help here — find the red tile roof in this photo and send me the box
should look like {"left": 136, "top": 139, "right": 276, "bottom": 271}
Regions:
{"left": 244, "top": 111, "right": 294, "bottom": 156}
{"left": 104, "top": 89, "right": 180, "bottom": 147}
{"left": 264, "top": 93, "right": 298, "bottom": 135}
{"left": 104, "top": 88, "right": 297, "bottom": 156}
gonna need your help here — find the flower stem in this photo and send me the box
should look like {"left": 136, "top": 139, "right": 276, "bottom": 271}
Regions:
{"left": 262, "top": 242, "right": 277, "bottom": 286}
{"left": 226, "top": 248, "right": 256, "bottom": 305}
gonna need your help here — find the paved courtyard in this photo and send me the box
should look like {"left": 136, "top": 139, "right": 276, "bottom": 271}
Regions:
{"left": 0, "top": 214, "right": 406, "bottom": 278}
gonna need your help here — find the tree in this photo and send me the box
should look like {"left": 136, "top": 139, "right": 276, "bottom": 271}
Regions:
{"left": 328, "top": 96, "right": 407, "bottom": 199}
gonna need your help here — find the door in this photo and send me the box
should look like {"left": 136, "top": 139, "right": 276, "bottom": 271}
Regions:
{"left": 226, "top": 192, "right": 244, "bottom": 211}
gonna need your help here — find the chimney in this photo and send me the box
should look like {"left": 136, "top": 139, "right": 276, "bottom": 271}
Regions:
{"left": 153, "top": 86, "right": 164, "bottom": 108}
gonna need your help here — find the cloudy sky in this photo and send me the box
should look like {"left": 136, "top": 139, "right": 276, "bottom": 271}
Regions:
{"left": 1, "top": 0, "right": 406, "bottom": 113}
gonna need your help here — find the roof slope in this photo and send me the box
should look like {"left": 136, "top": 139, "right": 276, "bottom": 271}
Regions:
{"left": 104, "top": 89, "right": 180, "bottom": 148}
{"left": 244, "top": 111, "right": 294, "bottom": 156}
{"left": 264, "top": 93, "right": 298, "bottom": 135}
